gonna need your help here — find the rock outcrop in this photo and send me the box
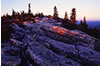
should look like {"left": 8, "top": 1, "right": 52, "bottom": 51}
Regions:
{"left": 1, "top": 18, "right": 100, "bottom": 66}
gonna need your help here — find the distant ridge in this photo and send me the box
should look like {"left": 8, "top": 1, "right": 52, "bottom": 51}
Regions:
{"left": 77, "top": 21, "right": 100, "bottom": 29}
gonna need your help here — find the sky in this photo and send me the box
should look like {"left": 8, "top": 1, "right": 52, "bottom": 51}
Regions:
{"left": 1, "top": 0, "right": 100, "bottom": 20}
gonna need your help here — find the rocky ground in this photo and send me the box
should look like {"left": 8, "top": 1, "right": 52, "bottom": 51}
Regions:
{"left": 1, "top": 17, "right": 100, "bottom": 66}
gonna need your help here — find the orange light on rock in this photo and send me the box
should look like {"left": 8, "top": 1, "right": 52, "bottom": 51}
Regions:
{"left": 35, "top": 20, "right": 38, "bottom": 22}
{"left": 35, "top": 17, "right": 38, "bottom": 19}
{"left": 70, "top": 31, "right": 79, "bottom": 35}
{"left": 50, "top": 16, "right": 53, "bottom": 19}
{"left": 52, "top": 26, "right": 69, "bottom": 35}
{"left": 23, "top": 22, "right": 27, "bottom": 25}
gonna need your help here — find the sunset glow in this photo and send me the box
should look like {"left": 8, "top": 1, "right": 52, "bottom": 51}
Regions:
{"left": 1, "top": 0, "right": 100, "bottom": 20}
{"left": 52, "top": 26, "right": 69, "bottom": 35}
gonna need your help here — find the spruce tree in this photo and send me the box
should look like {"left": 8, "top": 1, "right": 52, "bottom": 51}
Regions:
{"left": 53, "top": 6, "right": 58, "bottom": 19}
{"left": 64, "top": 12, "right": 68, "bottom": 20}
{"left": 70, "top": 8, "right": 76, "bottom": 24}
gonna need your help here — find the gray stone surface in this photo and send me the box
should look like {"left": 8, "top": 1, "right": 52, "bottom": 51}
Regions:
{"left": 1, "top": 18, "right": 100, "bottom": 66}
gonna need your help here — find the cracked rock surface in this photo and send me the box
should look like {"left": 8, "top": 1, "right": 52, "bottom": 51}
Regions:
{"left": 1, "top": 19, "right": 100, "bottom": 66}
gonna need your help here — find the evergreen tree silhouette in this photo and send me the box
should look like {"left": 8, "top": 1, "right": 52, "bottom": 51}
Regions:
{"left": 53, "top": 6, "right": 58, "bottom": 19}
{"left": 28, "top": 3, "right": 31, "bottom": 14}
{"left": 12, "top": 9, "right": 16, "bottom": 16}
{"left": 79, "top": 17, "right": 88, "bottom": 31}
{"left": 83, "top": 16, "right": 86, "bottom": 24}
{"left": 70, "top": 8, "right": 76, "bottom": 24}
{"left": 64, "top": 12, "right": 68, "bottom": 20}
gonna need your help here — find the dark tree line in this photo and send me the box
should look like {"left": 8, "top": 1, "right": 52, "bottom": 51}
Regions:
{"left": 1, "top": 4, "right": 100, "bottom": 41}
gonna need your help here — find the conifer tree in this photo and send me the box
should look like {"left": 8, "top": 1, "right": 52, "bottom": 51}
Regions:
{"left": 28, "top": 3, "right": 31, "bottom": 14}
{"left": 70, "top": 8, "right": 76, "bottom": 24}
{"left": 12, "top": 9, "right": 15, "bottom": 16}
{"left": 64, "top": 12, "right": 68, "bottom": 20}
{"left": 53, "top": 6, "right": 58, "bottom": 19}
{"left": 83, "top": 16, "right": 86, "bottom": 24}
